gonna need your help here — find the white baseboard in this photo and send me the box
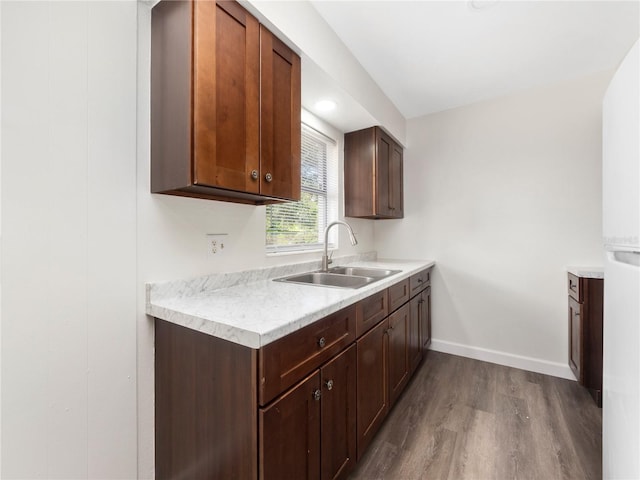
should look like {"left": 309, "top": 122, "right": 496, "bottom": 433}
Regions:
{"left": 429, "top": 339, "right": 576, "bottom": 381}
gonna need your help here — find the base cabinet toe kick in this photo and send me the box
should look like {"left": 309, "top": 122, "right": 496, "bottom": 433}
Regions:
{"left": 154, "top": 267, "right": 433, "bottom": 480}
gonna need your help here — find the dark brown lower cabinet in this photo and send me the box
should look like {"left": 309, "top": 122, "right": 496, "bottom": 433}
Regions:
{"left": 155, "top": 320, "right": 258, "bottom": 480}
{"left": 568, "top": 296, "right": 583, "bottom": 382}
{"left": 420, "top": 286, "right": 432, "bottom": 351}
{"left": 320, "top": 345, "right": 357, "bottom": 480}
{"left": 567, "top": 273, "right": 603, "bottom": 406}
{"left": 409, "top": 283, "right": 431, "bottom": 377}
{"left": 156, "top": 267, "right": 433, "bottom": 479}
{"left": 260, "top": 371, "right": 321, "bottom": 480}
{"left": 356, "top": 318, "right": 389, "bottom": 460}
{"left": 408, "top": 293, "right": 423, "bottom": 375}
{"left": 388, "top": 304, "right": 410, "bottom": 408}
{"left": 259, "top": 345, "right": 357, "bottom": 480}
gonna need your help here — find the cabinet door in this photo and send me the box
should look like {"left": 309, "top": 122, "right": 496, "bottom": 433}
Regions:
{"left": 389, "top": 141, "right": 403, "bottom": 217}
{"left": 420, "top": 287, "right": 432, "bottom": 351}
{"left": 193, "top": 0, "right": 260, "bottom": 192}
{"left": 408, "top": 294, "right": 422, "bottom": 376}
{"left": 569, "top": 296, "right": 583, "bottom": 383}
{"left": 320, "top": 345, "right": 357, "bottom": 480}
{"left": 260, "top": 25, "right": 301, "bottom": 200}
{"left": 356, "top": 318, "right": 388, "bottom": 460}
{"left": 388, "top": 304, "right": 410, "bottom": 408}
{"left": 375, "top": 132, "right": 392, "bottom": 217}
{"left": 260, "top": 371, "right": 321, "bottom": 480}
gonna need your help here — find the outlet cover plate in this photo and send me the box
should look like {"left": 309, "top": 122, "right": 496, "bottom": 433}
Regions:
{"left": 206, "top": 234, "right": 228, "bottom": 257}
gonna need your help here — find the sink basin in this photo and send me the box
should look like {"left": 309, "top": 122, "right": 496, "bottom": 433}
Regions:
{"left": 274, "top": 272, "right": 376, "bottom": 289}
{"left": 328, "top": 266, "right": 401, "bottom": 278}
{"left": 274, "top": 266, "right": 401, "bottom": 289}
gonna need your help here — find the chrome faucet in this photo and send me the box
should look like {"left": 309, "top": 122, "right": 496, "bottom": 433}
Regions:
{"left": 321, "top": 221, "right": 358, "bottom": 272}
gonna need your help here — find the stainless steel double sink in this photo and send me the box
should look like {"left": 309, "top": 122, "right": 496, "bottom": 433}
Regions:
{"left": 274, "top": 266, "right": 401, "bottom": 289}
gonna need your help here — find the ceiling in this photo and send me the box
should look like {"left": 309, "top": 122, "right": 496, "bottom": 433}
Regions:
{"left": 309, "top": 0, "right": 640, "bottom": 119}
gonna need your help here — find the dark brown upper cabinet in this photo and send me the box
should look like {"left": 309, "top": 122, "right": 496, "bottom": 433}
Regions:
{"left": 151, "top": 0, "right": 301, "bottom": 205}
{"left": 344, "top": 126, "right": 404, "bottom": 219}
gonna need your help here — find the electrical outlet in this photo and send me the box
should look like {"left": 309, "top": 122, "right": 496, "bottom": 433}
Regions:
{"left": 206, "top": 234, "right": 228, "bottom": 257}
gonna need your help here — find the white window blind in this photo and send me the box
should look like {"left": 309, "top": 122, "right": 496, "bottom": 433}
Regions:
{"left": 266, "top": 123, "right": 338, "bottom": 253}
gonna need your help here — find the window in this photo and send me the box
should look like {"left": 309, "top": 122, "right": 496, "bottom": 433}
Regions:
{"left": 266, "top": 123, "right": 338, "bottom": 253}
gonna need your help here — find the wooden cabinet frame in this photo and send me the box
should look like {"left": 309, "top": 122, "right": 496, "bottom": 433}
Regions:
{"left": 344, "top": 126, "right": 404, "bottom": 219}
{"left": 151, "top": 0, "right": 300, "bottom": 205}
{"left": 155, "top": 267, "right": 433, "bottom": 479}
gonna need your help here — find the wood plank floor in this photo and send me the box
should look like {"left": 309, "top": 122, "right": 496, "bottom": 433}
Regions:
{"left": 349, "top": 351, "right": 602, "bottom": 480}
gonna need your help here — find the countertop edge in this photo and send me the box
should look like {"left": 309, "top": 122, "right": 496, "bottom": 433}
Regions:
{"left": 567, "top": 266, "right": 604, "bottom": 279}
{"left": 147, "top": 258, "right": 435, "bottom": 348}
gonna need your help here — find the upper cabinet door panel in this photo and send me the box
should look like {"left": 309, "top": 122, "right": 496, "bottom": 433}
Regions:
{"left": 344, "top": 128, "right": 376, "bottom": 218}
{"left": 193, "top": 0, "right": 260, "bottom": 192}
{"left": 389, "top": 142, "right": 403, "bottom": 216}
{"left": 375, "top": 132, "right": 392, "bottom": 217}
{"left": 260, "top": 25, "right": 301, "bottom": 201}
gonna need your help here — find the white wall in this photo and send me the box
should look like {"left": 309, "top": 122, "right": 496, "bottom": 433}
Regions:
{"left": 1, "top": 1, "right": 137, "bottom": 478}
{"left": 375, "top": 71, "right": 612, "bottom": 378}
{"left": 0, "top": 1, "right": 4, "bottom": 472}
{"left": 0, "top": 1, "right": 3, "bottom": 472}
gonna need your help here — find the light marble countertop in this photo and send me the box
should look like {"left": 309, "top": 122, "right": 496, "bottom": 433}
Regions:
{"left": 567, "top": 266, "right": 604, "bottom": 279}
{"left": 146, "top": 253, "right": 435, "bottom": 349}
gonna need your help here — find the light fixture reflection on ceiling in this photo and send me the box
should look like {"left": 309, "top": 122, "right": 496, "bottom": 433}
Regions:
{"left": 314, "top": 99, "right": 337, "bottom": 112}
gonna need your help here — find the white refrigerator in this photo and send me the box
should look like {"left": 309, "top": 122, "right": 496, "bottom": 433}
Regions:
{"left": 602, "top": 38, "right": 640, "bottom": 480}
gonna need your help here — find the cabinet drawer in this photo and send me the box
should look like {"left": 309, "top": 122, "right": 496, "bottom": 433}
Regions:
{"left": 388, "top": 279, "right": 410, "bottom": 313}
{"left": 356, "top": 289, "right": 388, "bottom": 337}
{"left": 568, "top": 273, "right": 583, "bottom": 302}
{"left": 409, "top": 269, "right": 430, "bottom": 296}
{"left": 259, "top": 305, "right": 356, "bottom": 406}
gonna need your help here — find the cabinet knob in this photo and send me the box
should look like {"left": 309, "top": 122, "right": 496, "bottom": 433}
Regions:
{"left": 312, "top": 389, "right": 322, "bottom": 401}
{"left": 318, "top": 337, "right": 326, "bottom": 348}
{"left": 325, "top": 379, "right": 334, "bottom": 391}
{"left": 250, "top": 170, "right": 259, "bottom": 180}
{"left": 418, "top": 278, "right": 423, "bottom": 283}
{"left": 265, "top": 172, "right": 273, "bottom": 183}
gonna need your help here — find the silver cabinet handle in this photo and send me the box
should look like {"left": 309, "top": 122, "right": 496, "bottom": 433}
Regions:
{"left": 265, "top": 172, "right": 273, "bottom": 183}
{"left": 325, "top": 379, "right": 334, "bottom": 391}
{"left": 250, "top": 169, "right": 259, "bottom": 180}
{"left": 318, "top": 337, "right": 326, "bottom": 348}
{"left": 312, "top": 389, "right": 321, "bottom": 401}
